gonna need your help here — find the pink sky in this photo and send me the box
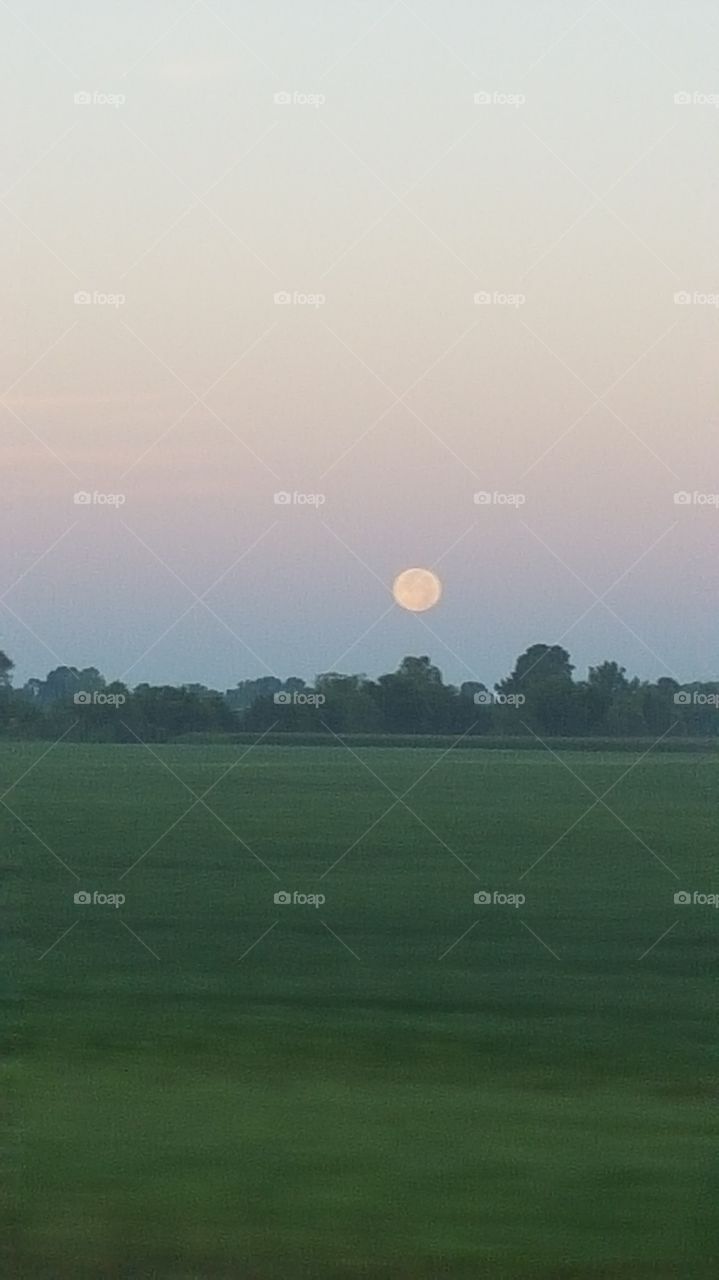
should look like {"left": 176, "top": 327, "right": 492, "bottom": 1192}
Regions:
{"left": 4, "top": 0, "right": 718, "bottom": 688}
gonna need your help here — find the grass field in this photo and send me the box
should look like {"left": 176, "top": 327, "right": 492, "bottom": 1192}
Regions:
{"left": 4, "top": 741, "right": 718, "bottom": 1277}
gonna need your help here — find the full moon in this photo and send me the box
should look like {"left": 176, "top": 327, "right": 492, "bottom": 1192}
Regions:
{"left": 392, "top": 568, "right": 443, "bottom": 612}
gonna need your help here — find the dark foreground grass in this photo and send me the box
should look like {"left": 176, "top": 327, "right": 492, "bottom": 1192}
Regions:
{"left": 4, "top": 743, "right": 718, "bottom": 1277}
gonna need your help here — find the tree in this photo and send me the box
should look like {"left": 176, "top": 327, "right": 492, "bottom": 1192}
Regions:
{"left": 225, "top": 677, "right": 283, "bottom": 713}
{"left": 498, "top": 644, "right": 574, "bottom": 693}
{"left": 314, "top": 673, "right": 382, "bottom": 733}
{"left": 579, "top": 661, "right": 630, "bottom": 731}
{"left": 127, "top": 684, "right": 235, "bottom": 739}
{"left": 373, "top": 656, "right": 456, "bottom": 733}
{"left": 37, "top": 667, "right": 80, "bottom": 703}
{"left": 0, "top": 651, "right": 13, "bottom": 690}
{"left": 2, "top": 649, "right": 719, "bottom": 742}
{"left": 497, "top": 645, "right": 575, "bottom": 735}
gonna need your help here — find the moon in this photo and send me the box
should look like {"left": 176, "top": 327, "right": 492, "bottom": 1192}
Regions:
{"left": 392, "top": 567, "right": 443, "bottom": 612}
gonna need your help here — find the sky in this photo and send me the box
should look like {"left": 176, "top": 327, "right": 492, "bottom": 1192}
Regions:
{"left": 3, "top": 0, "right": 719, "bottom": 691}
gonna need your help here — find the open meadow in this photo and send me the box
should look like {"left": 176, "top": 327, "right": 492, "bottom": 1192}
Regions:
{"left": 5, "top": 741, "right": 718, "bottom": 1277}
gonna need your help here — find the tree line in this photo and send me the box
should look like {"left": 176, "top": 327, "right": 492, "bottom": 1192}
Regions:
{"left": 0, "top": 645, "right": 716, "bottom": 741}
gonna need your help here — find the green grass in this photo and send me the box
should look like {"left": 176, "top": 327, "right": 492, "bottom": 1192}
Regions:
{"left": 4, "top": 743, "right": 718, "bottom": 1277}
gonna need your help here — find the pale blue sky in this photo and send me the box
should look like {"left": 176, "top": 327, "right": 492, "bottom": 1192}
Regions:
{"left": 3, "top": 0, "right": 719, "bottom": 688}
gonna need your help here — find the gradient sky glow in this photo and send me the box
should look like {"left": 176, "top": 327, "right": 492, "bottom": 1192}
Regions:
{"left": 4, "top": 0, "right": 719, "bottom": 690}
